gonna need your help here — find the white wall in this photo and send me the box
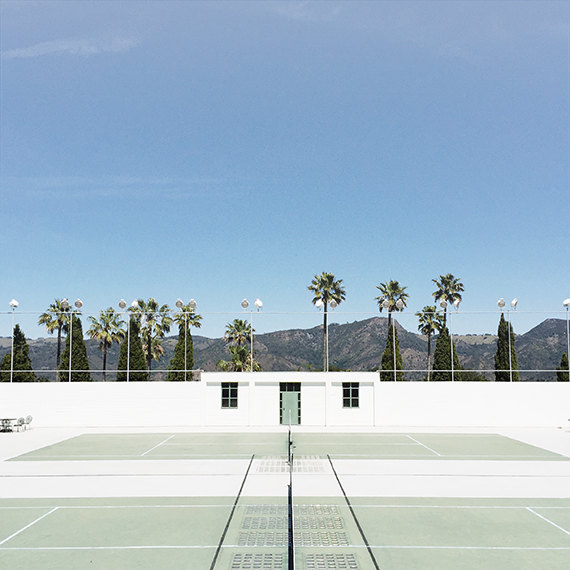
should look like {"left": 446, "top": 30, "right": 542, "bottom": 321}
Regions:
{"left": 1, "top": 373, "right": 569, "bottom": 428}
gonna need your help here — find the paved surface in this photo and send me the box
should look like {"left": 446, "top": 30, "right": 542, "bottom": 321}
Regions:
{"left": 0, "top": 426, "right": 569, "bottom": 569}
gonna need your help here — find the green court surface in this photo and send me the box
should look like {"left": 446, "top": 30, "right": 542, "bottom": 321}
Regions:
{"left": 1, "top": 497, "right": 569, "bottom": 570}
{"left": 10, "top": 432, "right": 567, "bottom": 461}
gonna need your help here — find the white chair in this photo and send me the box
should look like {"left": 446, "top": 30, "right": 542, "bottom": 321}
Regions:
{"left": 24, "top": 415, "right": 33, "bottom": 430}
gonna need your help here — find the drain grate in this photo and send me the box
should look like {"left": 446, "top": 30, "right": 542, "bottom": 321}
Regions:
{"left": 293, "top": 456, "right": 326, "bottom": 473}
{"left": 294, "top": 505, "right": 340, "bottom": 516}
{"left": 231, "top": 553, "right": 284, "bottom": 569}
{"left": 256, "top": 457, "right": 289, "bottom": 473}
{"left": 294, "top": 531, "right": 349, "bottom": 547}
{"left": 237, "top": 531, "right": 348, "bottom": 547}
{"left": 242, "top": 516, "right": 287, "bottom": 530}
{"left": 295, "top": 516, "right": 344, "bottom": 530}
{"left": 246, "top": 505, "right": 288, "bottom": 515}
{"left": 305, "top": 553, "right": 358, "bottom": 569}
{"left": 238, "top": 531, "right": 288, "bottom": 546}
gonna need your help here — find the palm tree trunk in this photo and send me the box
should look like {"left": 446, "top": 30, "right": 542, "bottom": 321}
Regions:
{"left": 56, "top": 325, "right": 62, "bottom": 381}
{"left": 146, "top": 330, "right": 152, "bottom": 373}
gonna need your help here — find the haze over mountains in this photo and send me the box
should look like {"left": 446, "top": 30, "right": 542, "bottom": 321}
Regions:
{"left": 1, "top": 317, "right": 567, "bottom": 381}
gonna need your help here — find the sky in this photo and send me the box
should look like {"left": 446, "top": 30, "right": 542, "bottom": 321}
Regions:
{"left": 0, "top": 0, "right": 569, "bottom": 340}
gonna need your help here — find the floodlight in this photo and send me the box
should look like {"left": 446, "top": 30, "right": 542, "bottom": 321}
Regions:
{"left": 315, "top": 299, "right": 324, "bottom": 309}
{"left": 61, "top": 299, "right": 70, "bottom": 310}
{"left": 241, "top": 299, "right": 250, "bottom": 309}
{"left": 439, "top": 299, "right": 447, "bottom": 309}
{"left": 74, "top": 299, "right": 83, "bottom": 309}
{"left": 330, "top": 299, "right": 338, "bottom": 310}
{"left": 453, "top": 298, "right": 461, "bottom": 310}
{"left": 563, "top": 299, "right": 570, "bottom": 308}
{"left": 497, "top": 298, "right": 506, "bottom": 309}
{"left": 131, "top": 300, "right": 139, "bottom": 308}
{"left": 395, "top": 299, "right": 404, "bottom": 310}
{"left": 382, "top": 299, "right": 390, "bottom": 310}
{"left": 118, "top": 299, "right": 127, "bottom": 309}
{"left": 175, "top": 298, "right": 183, "bottom": 309}
{"left": 511, "top": 298, "right": 518, "bottom": 310}
{"left": 254, "top": 298, "right": 263, "bottom": 310}
{"left": 188, "top": 299, "right": 197, "bottom": 311}
{"left": 9, "top": 299, "right": 18, "bottom": 308}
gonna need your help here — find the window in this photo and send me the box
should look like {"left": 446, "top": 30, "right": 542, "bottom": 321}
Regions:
{"left": 221, "top": 382, "right": 238, "bottom": 408}
{"left": 342, "top": 382, "right": 359, "bottom": 408}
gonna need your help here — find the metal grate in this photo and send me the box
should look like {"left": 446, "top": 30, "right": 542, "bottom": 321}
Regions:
{"left": 293, "top": 456, "right": 325, "bottom": 473}
{"left": 305, "top": 553, "right": 358, "bottom": 569}
{"left": 237, "top": 531, "right": 348, "bottom": 547}
{"left": 295, "top": 516, "right": 344, "bottom": 530}
{"left": 242, "top": 516, "right": 287, "bottom": 530}
{"left": 231, "top": 553, "right": 285, "bottom": 569}
{"left": 246, "top": 504, "right": 288, "bottom": 515}
{"left": 238, "top": 531, "right": 288, "bottom": 547}
{"left": 255, "top": 457, "right": 325, "bottom": 473}
{"left": 294, "top": 531, "right": 349, "bottom": 547}
{"left": 256, "top": 457, "right": 289, "bottom": 473}
{"left": 294, "top": 505, "right": 340, "bottom": 516}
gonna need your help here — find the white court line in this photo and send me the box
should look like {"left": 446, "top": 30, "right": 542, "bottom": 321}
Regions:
{"left": 526, "top": 507, "right": 570, "bottom": 537}
{"left": 0, "top": 504, "right": 234, "bottom": 510}
{"left": 406, "top": 435, "right": 442, "bottom": 456}
{"left": 0, "top": 507, "right": 59, "bottom": 546}
{"left": 3, "top": 545, "right": 569, "bottom": 551}
{"left": 141, "top": 435, "right": 176, "bottom": 456}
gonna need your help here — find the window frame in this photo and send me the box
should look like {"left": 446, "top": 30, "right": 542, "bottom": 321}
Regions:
{"left": 221, "top": 382, "right": 238, "bottom": 409}
{"left": 342, "top": 382, "right": 359, "bottom": 409}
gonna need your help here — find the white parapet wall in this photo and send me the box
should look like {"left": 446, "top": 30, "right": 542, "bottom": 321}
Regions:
{"left": 0, "top": 372, "right": 569, "bottom": 428}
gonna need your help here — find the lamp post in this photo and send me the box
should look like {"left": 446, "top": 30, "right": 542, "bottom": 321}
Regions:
{"left": 9, "top": 299, "right": 18, "bottom": 383}
{"left": 497, "top": 298, "right": 517, "bottom": 382}
{"left": 562, "top": 298, "right": 570, "bottom": 369}
{"left": 315, "top": 298, "right": 328, "bottom": 372}
{"left": 242, "top": 298, "right": 263, "bottom": 372}
{"left": 119, "top": 299, "right": 138, "bottom": 382}
{"left": 63, "top": 299, "right": 82, "bottom": 382}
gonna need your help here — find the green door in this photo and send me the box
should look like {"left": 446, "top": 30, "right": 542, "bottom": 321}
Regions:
{"left": 280, "top": 383, "right": 300, "bottom": 425}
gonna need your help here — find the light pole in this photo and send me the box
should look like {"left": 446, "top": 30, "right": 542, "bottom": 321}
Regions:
{"left": 63, "top": 299, "right": 82, "bottom": 382}
{"left": 119, "top": 299, "right": 138, "bottom": 382}
{"left": 315, "top": 298, "right": 328, "bottom": 371}
{"left": 241, "top": 298, "right": 262, "bottom": 372}
{"left": 497, "top": 298, "right": 517, "bottom": 382}
{"left": 9, "top": 299, "right": 18, "bottom": 383}
{"left": 562, "top": 299, "right": 570, "bottom": 370}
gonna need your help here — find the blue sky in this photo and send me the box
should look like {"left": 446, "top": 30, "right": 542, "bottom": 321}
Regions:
{"left": 1, "top": 0, "right": 569, "bottom": 339}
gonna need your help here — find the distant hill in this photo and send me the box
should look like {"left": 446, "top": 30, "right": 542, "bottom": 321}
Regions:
{"left": 0, "top": 317, "right": 567, "bottom": 381}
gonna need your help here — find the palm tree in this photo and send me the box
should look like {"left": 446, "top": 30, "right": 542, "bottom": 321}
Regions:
{"left": 375, "top": 280, "right": 409, "bottom": 327}
{"left": 415, "top": 306, "right": 444, "bottom": 381}
{"left": 130, "top": 298, "right": 172, "bottom": 372}
{"left": 308, "top": 272, "right": 346, "bottom": 371}
{"left": 432, "top": 273, "right": 464, "bottom": 327}
{"left": 168, "top": 304, "right": 203, "bottom": 380}
{"left": 87, "top": 308, "right": 126, "bottom": 382}
{"left": 38, "top": 299, "right": 76, "bottom": 379}
{"left": 224, "top": 319, "right": 252, "bottom": 346}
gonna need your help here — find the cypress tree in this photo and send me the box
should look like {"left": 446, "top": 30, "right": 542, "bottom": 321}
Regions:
{"left": 58, "top": 315, "right": 92, "bottom": 382}
{"left": 117, "top": 319, "right": 149, "bottom": 381}
{"left": 380, "top": 323, "right": 404, "bottom": 381}
{"left": 166, "top": 322, "right": 194, "bottom": 381}
{"left": 0, "top": 325, "right": 36, "bottom": 382}
{"left": 557, "top": 353, "right": 569, "bottom": 382}
{"left": 494, "top": 313, "right": 519, "bottom": 382}
{"left": 431, "top": 327, "right": 462, "bottom": 381}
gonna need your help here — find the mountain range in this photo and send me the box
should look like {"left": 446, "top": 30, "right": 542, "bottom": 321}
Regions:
{"left": 1, "top": 317, "right": 568, "bottom": 381}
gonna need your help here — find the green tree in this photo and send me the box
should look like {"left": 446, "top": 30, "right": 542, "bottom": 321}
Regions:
{"left": 0, "top": 325, "right": 36, "bottom": 382}
{"left": 87, "top": 308, "right": 125, "bottom": 382}
{"left": 223, "top": 318, "right": 252, "bottom": 347}
{"left": 432, "top": 274, "right": 464, "bottom": 327}
{"left": 380, "top": 323, "right": 404, "bottom": 381}
{"left": 375, "top": 280, "right": 409, "bottom": 327}
{"left": 130, "top": 298, "right": 173, "bottom": 372}
{"left": 494, "top": 313, "right": 519, "bottom": 382}
{"left": 415, "top": 306, "right": 444, "bottom": 381}
{"left": 216, "top": 319, "right": 262, "bottom": 372}
{"left": 117, "top": 319, "right": 149, "bottom": 381}
{"left": 58, "top": 315, "right": 91, "bottom": 382}
{"left": 557, "top": 352, "right": 569, "bottom": 382}
{"left": 431, "top": 327, "right": 462, "bottom": 381}
{"left": 38, "top": 299, "right": 74, "bottom": 378}
{"left": 308, "top": 272, "right": 346, "bottom": 371}
{"left": 166, "top": 306, "right": 202, "bottom": 381}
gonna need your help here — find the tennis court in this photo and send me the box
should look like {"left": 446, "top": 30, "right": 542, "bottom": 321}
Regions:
{"left": 1, "top": 429, "right": 569, "bottom": 569}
